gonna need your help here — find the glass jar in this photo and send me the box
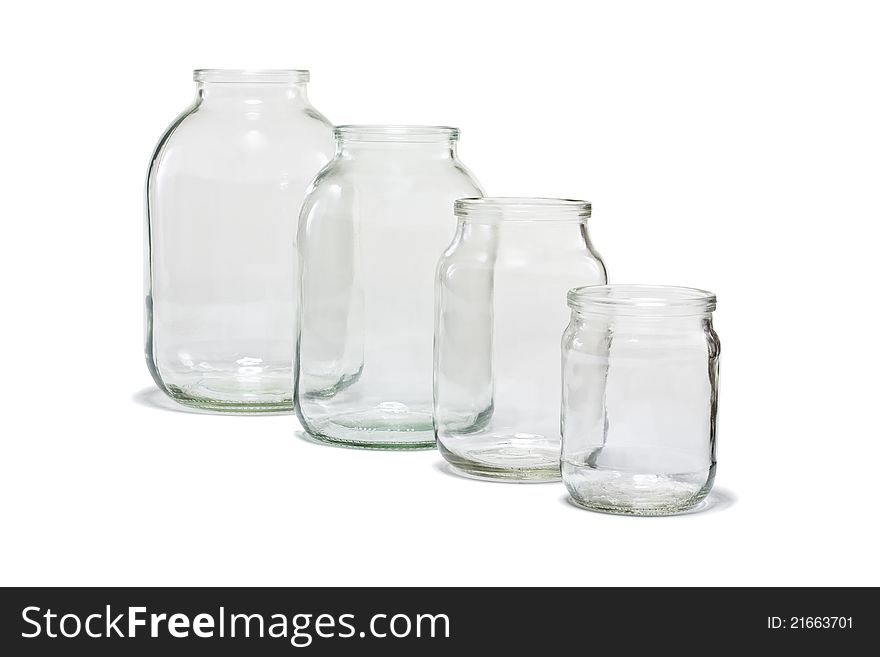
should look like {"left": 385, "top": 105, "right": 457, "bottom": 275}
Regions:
{"left": 145, "top": 69, "right": 334, "bottom": 412}
{"left": 561, "top": 285, "right": 720, "bottom": 515}
{"left": 434, "top": 199, "right": 607, "bottom": 480}
{"left": 296, "top": 125, "right": 483, "bottom": 448}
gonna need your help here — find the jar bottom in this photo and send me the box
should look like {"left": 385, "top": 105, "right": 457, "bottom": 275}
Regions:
{"left": 562, "top": 460, "right": 716, "bottom": 516}
{"left": 438, "top": 432, "right": 562, "bottom": 482}
{"left": 159, "top": 364, "right": 294, "bottom": 413}
{"left": 299, "top": 403, "right": 436, "bottom": 450}
{"left": 167, "top": 390, "right": 293, "bottom": 413}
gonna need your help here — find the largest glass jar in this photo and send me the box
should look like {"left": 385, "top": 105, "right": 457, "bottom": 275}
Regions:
{"left": 296, "top": 125, "right": 483, "bottom": 449}
{"left": 145, "top": 69, "right": 334, "bottom": 412}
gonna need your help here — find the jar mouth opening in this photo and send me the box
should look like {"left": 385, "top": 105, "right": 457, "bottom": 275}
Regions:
{"left": 335, "top": 125, "right": 460, "bottom": 143}
{"left": 568, "top": 285, "right": 717, "bottom": 316}
{"left": 455, "top": 198, "right": 591, "bottom": 222}
{"left": 193, "top": 69, "right": 310, "bottom": 84}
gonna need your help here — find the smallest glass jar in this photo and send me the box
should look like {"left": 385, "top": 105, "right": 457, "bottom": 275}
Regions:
{"left": 561, "top": 285, "right": 720, "bottom": 515}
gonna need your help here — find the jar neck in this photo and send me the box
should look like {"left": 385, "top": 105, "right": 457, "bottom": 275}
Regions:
{"left": 337, "top": 140, "right": 456, "bottom": 160}
{"left": 196, "top": 81, "right": 310, "bottom": 108}
{"left": 334, "top": 126, "right": 460, "bottom": 161}
{"left": 571, "top": 309, "right": 713, "bottom": 327}
{"left": 568, "top": 286, "right": 717, "bottom": 322}
{"left": 458, "top": 215, "right": 588, "bottom": 229}
{"left": 455, "top": 198, "right": 591, "bottom": 224}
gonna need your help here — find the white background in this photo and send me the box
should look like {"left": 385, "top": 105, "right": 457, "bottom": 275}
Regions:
{"left": 1, "top": 0, "right": 878, "bottom": 586}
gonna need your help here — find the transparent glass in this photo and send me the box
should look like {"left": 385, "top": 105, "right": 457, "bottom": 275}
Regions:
{"left": 145, "top": 69, "right": 334, "bottom": 412}
{"left": 296, "top": 126, "right": 483, "bottom": 448}
{"left": 561, "top": 285, "right": 720, "bottom": 515}
{"left": 434, "top": 199, "right": 607, "bottom": 480}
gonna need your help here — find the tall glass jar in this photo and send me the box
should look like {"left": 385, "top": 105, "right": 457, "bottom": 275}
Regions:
{"left": 296, "top": 125, "right": 483, "bottom": 448}
{"left": 561, "top": 285, "right": 720, "bottom": 515}
{"left": 434, "top": 199, "right": 607, "bottom": 480}
{"left": 145, "top": 69, "right": 334, "bottom": 412}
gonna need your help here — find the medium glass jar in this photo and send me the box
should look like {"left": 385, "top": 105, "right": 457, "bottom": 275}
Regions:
{"left": 296, "top": 125, "right": 483, "bottom": 448}
{"left": 561, "top": 285, "right": 720, "bottom": 515}
{"left": 434, "top": 199, "right": 607, "bottom": 480}
{"left": 145, "top": 69, "right": 334, "bottom": 412}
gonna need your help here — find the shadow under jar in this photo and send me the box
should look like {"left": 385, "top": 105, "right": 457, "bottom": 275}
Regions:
{"left": 145, "top": 69, "right": 334, "bottom": 412}
{"left": 434, "top": 199, "right": 607, "bottom": 481}
{"left": 561, "top": 285, "right": 720, "bottom": 515}
{"left": 296, "top": 125, "right": 483, "bottom": 449}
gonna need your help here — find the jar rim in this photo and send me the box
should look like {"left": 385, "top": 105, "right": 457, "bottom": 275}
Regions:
{"left": 455, "top": 198, "right": 591, "bottom": 221}
{"left": 335, "top": 125, "right": 460, "bottom": 143}
{"left": 568, "top": 285, "right": 717, "bottom": 316}
{"left": 193, "top": 69, "right": 310, "bottom": 83}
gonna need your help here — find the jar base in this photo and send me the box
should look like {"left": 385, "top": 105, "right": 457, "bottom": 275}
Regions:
{"left": 562, "top": 460, "right": 715, "bottom": 516}
{"left": 438, "top": 434, "right": 562, "bottom": 482}
{"left": 299, "top": 403, "right": 436, "bottom": 450}
{"left": 152, "top": 361, "right": 295, "bottom": 413}
{"left": 165, "top": 385, "right": 293, "bottom": 414}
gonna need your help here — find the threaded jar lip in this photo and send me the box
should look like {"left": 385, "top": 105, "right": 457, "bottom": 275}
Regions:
{"left": 193, "top": 69, "right": 310, "bottom": 83}
{"left": 335, "top": 125, "right": 460, "bottom": 143}
{"left": 568, "top": 285, "right": 717, "bottom": 316}
{"left": 455, "top": 198, "right": 591, "bottom": 222}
